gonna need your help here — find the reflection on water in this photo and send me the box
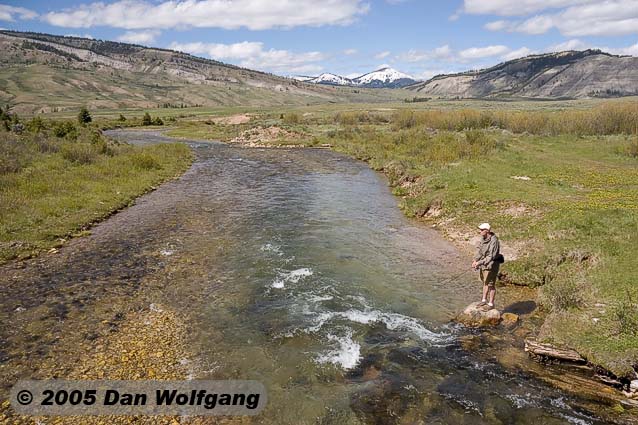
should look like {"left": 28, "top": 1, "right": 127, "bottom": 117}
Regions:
{"left": 0, "top": 130, "right": 627, "bottom": 424}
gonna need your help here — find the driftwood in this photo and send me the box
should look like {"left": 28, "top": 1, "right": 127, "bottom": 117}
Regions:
{"left": 524, "top": 338, "right": 585, "bottom": 363}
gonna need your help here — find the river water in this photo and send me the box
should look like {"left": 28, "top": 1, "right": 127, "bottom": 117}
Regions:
{"left": 0, "top": 130, "right": 630, "bottom": 424}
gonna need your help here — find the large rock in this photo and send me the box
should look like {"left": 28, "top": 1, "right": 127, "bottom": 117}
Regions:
{"left": 455, "top": 302, "right": 502, "bottom": 327}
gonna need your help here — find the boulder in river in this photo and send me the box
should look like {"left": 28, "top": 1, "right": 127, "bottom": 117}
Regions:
{"left": 501, "top": 312, "right": 520, "bottom": 328}
{"left": 455, "top": 302, "right": 502, "bottom": 327}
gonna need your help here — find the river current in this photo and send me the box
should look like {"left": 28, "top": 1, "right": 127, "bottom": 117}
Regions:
{"left": 0, "top": 130, "right": 627, "bottom": 424}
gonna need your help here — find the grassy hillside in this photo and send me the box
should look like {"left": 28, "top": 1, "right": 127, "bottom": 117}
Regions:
{"left": 0, "top": 31, "right": 406, "bottom": 114}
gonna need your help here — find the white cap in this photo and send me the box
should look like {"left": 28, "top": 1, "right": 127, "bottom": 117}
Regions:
{"left": 478, "top": 223, "right": 491, "bottom": 231}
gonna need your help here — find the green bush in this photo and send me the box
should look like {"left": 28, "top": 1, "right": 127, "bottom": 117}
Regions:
{"left": 0, "top": 134, "right": 32, "bottom": 174}
{"left": 52, "top": 121, "right": 77, "bottom": 139}
{"left": 77, "top": 106, "right": 92, "bottom": 125}
{"left": 392, "top": 110, "right": 417, "bottom": 129}
{"left": 539, "top": 275, "right": 587, "bottom": 312}
{"left": 61, "top": 143, "right": 98, "bottom": 164}
{"left": 26, "top": 116, "right": 46, "bottom": 133}
{"left": 130, "top": 152, "right": 161, "bottom": 170}
{"left": 610, "top": 292, "right": 638, "bottom": 336}
{"left": 282, "top": 113, "right": 300, "bottom": 125}
{"left": 142, "top": 112, "right": 152, "bottom": 126}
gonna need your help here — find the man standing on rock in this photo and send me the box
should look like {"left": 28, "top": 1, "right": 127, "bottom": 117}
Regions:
{"left": 472, "top": 223, "right": 501, "bottom": 310}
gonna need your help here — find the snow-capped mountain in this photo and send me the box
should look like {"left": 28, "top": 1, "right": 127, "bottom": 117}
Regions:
{"left": 292, "top": 67, "right": 418, "bottom": 88}
{"left": 311, "top": 73, "right": 354, "bottom": 86}
{"left": 353, "top": 68, "right": 416, "bottom": 88}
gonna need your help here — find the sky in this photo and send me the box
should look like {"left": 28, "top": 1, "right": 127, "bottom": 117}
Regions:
{"left": 1, "top": 0, "right": 638, "bottom": 80}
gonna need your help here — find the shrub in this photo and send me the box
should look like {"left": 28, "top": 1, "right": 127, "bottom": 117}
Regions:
{"left": 53, "top": 121, "right": 77, "bottom": 139}
{"left": 26, "top": 116, "right": 45, "bottom": 133}
{"left": 33, "top": 133, "right": 60, "bottom": 154}
{"left": 61, "top": 143, "right": 98, "bottom": 164}
{"left": 78, "top": 106, "right": 92, "bottom": 125}
{"left": 392, "top": 110, "right": 417, "bottom": 129}
{"left": 625, "top": 137, "right": 638, "bottom": 158}
{"left": 610, "top": 294, "right": 638, "bottom": 336}
{"left": 0, "top": 134, "right": 32, "bottom": 174}
{"left": 142, "top": 112, "right": 152, "bottom": 126}
{"left": 118, "top": 114, "right": 127, "bottom": 122}
{"left": 539, "top": 275, "right": 587, "bottom": 312}
{"left": 152, "top": 117, "right": 164, "bottom": 126}
{"left": 130, "top": 152, "right": 161, "bottom": 170}
{"left": 282, "top": 113, "right": 300, "bottom": 125}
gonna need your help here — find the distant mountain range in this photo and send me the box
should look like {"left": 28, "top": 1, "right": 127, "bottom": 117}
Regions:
{"left": 293, "top": 67, "right": 418, "bottom": 89}
{"left": 0, "top": 30, "right": 402, "bottom": 114}
{"left": 407, "top": 50, "right": 638, "bottom": 99}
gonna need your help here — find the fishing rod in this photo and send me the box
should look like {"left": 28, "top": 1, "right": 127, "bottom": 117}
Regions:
{"left": 437, "top": 268, "right": 475, "bottom": 286}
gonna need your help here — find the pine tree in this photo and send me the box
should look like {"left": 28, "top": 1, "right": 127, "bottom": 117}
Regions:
{"left": 78, "top": 107, "right": 92, "bottom": 125}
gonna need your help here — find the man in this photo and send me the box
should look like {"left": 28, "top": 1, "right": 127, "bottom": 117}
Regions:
{"left": 472, "top": 223, "right": 501, "bottom": 310}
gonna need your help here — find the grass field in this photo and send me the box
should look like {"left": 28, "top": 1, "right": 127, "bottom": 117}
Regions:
{"left": 0, "top": 120, "right": 193, "bottom": 263}
{"left": 153, "top": 99, "right": 638, "bottom": 378}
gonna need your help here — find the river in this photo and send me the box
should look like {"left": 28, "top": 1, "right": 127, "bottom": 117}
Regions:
{"left": 0, "top": 129, "right": 630, "bottom": 424}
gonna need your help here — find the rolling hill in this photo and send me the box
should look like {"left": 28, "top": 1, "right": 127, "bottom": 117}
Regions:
{"left": 0, "top": 31, "right": 403, "bottom": 114}
{"left": 407, "top": 50, "right": 638, "bottom": 99}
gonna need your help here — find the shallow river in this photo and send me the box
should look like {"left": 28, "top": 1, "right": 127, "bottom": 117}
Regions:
{"left": 0, "top": 130, "right": 630, "bottom": 424}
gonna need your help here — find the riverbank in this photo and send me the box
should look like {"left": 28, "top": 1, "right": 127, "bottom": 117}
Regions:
{"left": 0, "top": 305, "right": 193, "bottom": 424}
{"left": 164, "top": 103, "right": 638, "bottom": 388}
{"left": 0, "top": 123, "right": 193, "bottom": 264}
{"left": 2, "top": 124, "right": 635, "bottom": 422}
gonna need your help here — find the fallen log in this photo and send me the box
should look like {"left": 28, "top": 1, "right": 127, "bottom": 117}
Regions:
{"left": 524, "top": 338, "right": 585, "bottom": 363}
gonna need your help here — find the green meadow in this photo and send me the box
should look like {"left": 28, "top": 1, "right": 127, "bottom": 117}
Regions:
{"left": 0, "top": 114, "right": 192, "bottom": 263}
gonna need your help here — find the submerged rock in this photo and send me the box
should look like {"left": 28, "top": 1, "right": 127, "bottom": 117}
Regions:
{"left": 501, "top": 312, "right": 520, "bottom": 327}
{"left": 455, "top": 302, "right": 502, "bottom": 327}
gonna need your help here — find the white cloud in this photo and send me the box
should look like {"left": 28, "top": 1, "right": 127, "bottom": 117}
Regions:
{"left": 518, "top": 15, "right": 555, "bottom": 34}
{"left": 458, "top": 45, "right": 510, "bottom": 60}
{"left": 43, "top": 0, "right": 368, "bottom": 30}
{"left": 485, "top": 15, "right": 554, "bottom": 35}
{"left": 605, "top": 42, "right": 638, "bottom": 56}
{"left": 546, "top": 39, "right": 638, "bottom": 56}
{"left": 395, "top": 45, "right": 453, "bottom": 63}
{"left": 0, "top": 5, "right": 38, "bottom": 22}
{"left": 477, "top": 1, "right": 638, "bottom": 36}
{"left": 549, "top": 38, "right": 590, "bottom": 51}
{"left": 416, "top": 69, "right": 450, "bottom": 80}
{"left": 433, "top": 45, "right": 453, "bottom": 59}
{"left": 65, "top": 33, "right": 95, "bottom": 39}
{"left": 397, "top": 49, "right": 429, "bottom": 62}
{"left": 343, "top": 48, "right": 358, "bottom": 55}
{"left": 374, "top": 51, "right": 391, "bottom": 59}
{"left": 554, "top": 1, "right": 638, "bottom": 36}
{"left": 484, "top": 20, "right": 509, "bottom": 31}
{"left": 169, "top": 41, "right": 326, "bottom": 74}
{"left": 463, "top": 0, "right": 596, "bottom": 16}
{"left": 117, "top": 30, "right": 160, "bottom": 44}
{"left": 501, "top": 47, "right": 535, "bottom": 60}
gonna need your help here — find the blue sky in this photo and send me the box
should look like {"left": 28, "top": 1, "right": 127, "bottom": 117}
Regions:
{"left": 1, "top": 0, "right": 637, "bottom": 79}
